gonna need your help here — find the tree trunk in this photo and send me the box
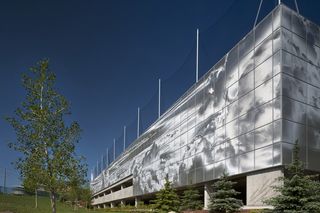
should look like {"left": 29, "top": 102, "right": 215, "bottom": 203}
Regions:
{"left": 35, "top": 189, "right": 38, "bottom": 208}
{"left": 74, "top": 198, "right": 78, "bottom": 211}
{"left": 50, "top": 191, "right": 56, "bottom": 213}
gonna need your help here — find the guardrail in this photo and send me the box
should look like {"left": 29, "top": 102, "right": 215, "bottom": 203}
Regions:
{"left": 92, "top": 186, "right": 134, "bottom": 205}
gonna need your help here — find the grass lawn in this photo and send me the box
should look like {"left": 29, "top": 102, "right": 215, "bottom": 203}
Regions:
{"left": 0, "top": 194, "right": 148, "bottom": 213}
{"left": 0, "top": 194, "right": 150, "bottom": 213}
{"left": 0, "top": 194, "right": 97, "bottom": 213}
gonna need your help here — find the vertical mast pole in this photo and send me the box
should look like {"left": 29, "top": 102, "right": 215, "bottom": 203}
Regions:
{"left": 137, "top": 107, "right": 140, "bottom": 138}
{"left": 106, "top": 147, "right": 109, "bottom": 167}
{"left": 123, "top": 126, "right": 126, "bottom": 151}
{"left": 158, "top": 78, "right": 161, "bottom": 118}
{"left": 101, "top": 154, "right": 104, "bottom": 170}
{"left": 97, "top": 160, "right": 99, "bottom": 175}
{"left": 113, "top": 138, "right": 116, "bottom": 161}
{"left": 196, "top": 28, "right": 199, "bottom": 83}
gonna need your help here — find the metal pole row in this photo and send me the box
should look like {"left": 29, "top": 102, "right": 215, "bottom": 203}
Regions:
{"left": 93, "top": 27, "right": 202, "bottom": 178}
{"left": 93, "top": 0, "right": 286, "bottom": 179}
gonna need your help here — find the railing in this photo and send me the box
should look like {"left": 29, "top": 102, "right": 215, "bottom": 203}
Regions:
{"left": 92, "top": 186, "right": 134, "bottom": 205}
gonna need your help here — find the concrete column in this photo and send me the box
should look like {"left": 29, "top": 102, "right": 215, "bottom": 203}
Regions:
{"left": 135, "top": 197, "right": 140, "bottom": 208}
{"left": 204, "top": 184, "right": 212, "bottom": 210}
{"left": 121, "top": 200, "right": 125, "bottom": 207}
{"left": 103, "top": 203, "right": 107, "bottom": 209}
{"left": 246, "top": 169, "right": 283, "bottom": 207}
{"left": 110, "top": 202, "right": 114, "bottom": 208}
{"left": 121, "top": 184, "right": 124, "bottom": 190}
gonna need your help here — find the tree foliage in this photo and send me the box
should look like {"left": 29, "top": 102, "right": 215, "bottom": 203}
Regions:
{"left": 60, "top": 182, "right": 92, "bottom": 209}
{"left": 6, "top": 59, "right": 87, "bottom": 213}
{"left": 152, "top": 175, "right": 180, "bottom": 212}
{"left": 265, "top": 141, "right": 320, "bottom": 212}
{"left": 180, "top": 186, "right": 203, "bottom": 211}
{"left": 209, "top": 172, "right": 243, "bottom": 213}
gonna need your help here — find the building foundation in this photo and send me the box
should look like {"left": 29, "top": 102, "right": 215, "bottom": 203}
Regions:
{"left": 204, "top": 184, "right": 213, "bottom": 210}
{"left": 246, "top": 169, "right": 283, "bottom": 207}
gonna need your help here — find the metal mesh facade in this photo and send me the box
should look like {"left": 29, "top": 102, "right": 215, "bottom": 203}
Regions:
{"left": 91, "top": 4, "right": 320, "bottom": 196}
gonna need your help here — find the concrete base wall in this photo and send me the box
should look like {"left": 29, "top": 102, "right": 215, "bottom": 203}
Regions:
{"left": 92, "top": 168, "right": 284, "bottom": 209}
{"left": 246, "top": 169, "right": 283, "bottom": 206}
{"left": 203, "top": 184, "right": 213, "bottom": 210}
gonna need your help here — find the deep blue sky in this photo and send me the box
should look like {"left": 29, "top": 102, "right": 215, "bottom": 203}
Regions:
{"left": 1, "top": 0, "right": 320, "bottom": 186}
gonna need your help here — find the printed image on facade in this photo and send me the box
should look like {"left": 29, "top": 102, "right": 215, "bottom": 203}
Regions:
{"left": 91, "top": 4, "right": 320, "bottom": 209}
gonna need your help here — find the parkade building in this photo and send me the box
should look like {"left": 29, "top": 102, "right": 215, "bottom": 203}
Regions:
{"left": 91, "top": 4, "right": 320, "bottom": 209}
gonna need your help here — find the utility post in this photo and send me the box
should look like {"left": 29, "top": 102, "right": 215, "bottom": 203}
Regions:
{"left": 3, "top": 168, "right": 6, "bottom": 194}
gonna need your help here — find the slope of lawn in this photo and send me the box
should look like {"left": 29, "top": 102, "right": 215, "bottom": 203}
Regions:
{"left": 0, "top": 194, "right": 93, "bottom": 213}
{"left": 0, "top": 194, "right": 150, "bottom": 213}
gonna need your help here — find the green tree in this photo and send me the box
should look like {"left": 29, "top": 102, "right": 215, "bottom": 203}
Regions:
{"left": 71, "top": 181, "right": 92, "bottom": 209}
{"left": 22, "top": 178, "right": 39, "bottom": 208}
{"left": 265, "top": 141, "right": 320, "bottom": 212}
{"left": 152, "top": 175, "right": 180, "bottom": 212}
{"left": 67, "top": 176, "right": 87, "bottom": 210}
{"left": 180, "top": 186, "right": 203, "bottom": 211}
{"left": 79, "top": 186, "right": 92, "bottom": 209}
{"left": 209, "top": 172, "right": 243, "bottom": 213}
{"left": 60, "top": 181, "right": 92, "bottom": 210}
{"left": 6, "top": 59, "right": 87, "bottom": 213}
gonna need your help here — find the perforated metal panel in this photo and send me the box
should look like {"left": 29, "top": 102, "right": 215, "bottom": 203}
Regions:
{"left": 90, "top": 5, "right": 320, "bottom": 196}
